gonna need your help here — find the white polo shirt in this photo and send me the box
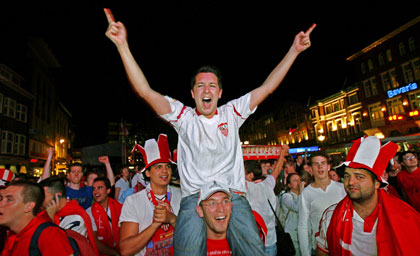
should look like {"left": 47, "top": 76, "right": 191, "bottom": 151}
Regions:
{"left": 316, "top": 204, "right": 378, "bottom": 256}
{"left": 161, "top": 93, "right": 256, "bottom": 197}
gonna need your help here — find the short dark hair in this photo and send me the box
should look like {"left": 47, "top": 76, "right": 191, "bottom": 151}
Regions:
{"left": 190, "top": 65, "right": 222, "bottom": 89}
{"left": 40, "top": 176, "right": 67, "bottom": 197}
{"left": 244, "top": 161, "right": 262, "bottom": 180}
{"left": 309, "top": 151, "right": 330, "bottom": 166}
{"left": 399, "top": 151, "right": 417, "bottom": 163}
{"left": 9, "top": 180, "right": 44, "bottom": 216}
{"left": 93, "top": 177, "right": 111, "bottom": 189}
{"left": 69, "top": 162, "right": 83, "bottom": 171}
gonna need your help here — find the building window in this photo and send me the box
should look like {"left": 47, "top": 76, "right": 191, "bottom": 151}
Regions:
{"left": 348, "top": 93, "right": 359, "bottom": 105}
{"left": 361, "top": 63, "right": 366, "bottom": 75}
{"left": 353, "top": 113, "right": 362, "bottom": 134}
{"left": 368, "top": 103, "right": 384, "bottom": 122}
{"left": 368, "top": 59, "right": 374, "bottom": 71}
{"left": 402, "top": 58, "right": 420, "bottom": 84}
{"left": 381, "top": 69, "right": 399, "bottom": 91}
{"left": 16, "top": 104, "right": 27, "bottom": 123}
{"left": 1, "top": 131, "right": 14, "bottom": 154}
{"left": 311, "top": 109, "right": 318, "bottom": 119}
{"left": 387, "top": 97, "right": 404, "bottom": 115}
{"left": 13, "top": 134, "right": 26, "bottom": 156}
{"left": 3, "top": 97, "right": 16, "bottom": 118}
{"left": 378, "top": 53, "right": 385, "bottom": 66}
{"left": 408, "top": 91, "right": 420, "bottom": 110}
{"left": 399, "top": 42, "right": 406, "bottom": 56}
{"left": 0, "top": 93, "right": 3, "bottom": 114}
{"left": 363, "top": 77, "right": 378, "bottom": 97}
{"left": 333, "top": 101, "right": 341, "bottom": 112}
{"left": 386, "top": 49, "right": 392, "bottom": 62}
{"left": 324, "top": 104, "right": 332, "bottom": 115}
{"left": 409, "top": 37, "right": 416, "bottom": 52}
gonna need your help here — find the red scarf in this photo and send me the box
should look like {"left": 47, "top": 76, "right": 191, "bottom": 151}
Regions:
{"left": 145, "top": 186, "right": 175, "bottom": 255}
{"left": 55, "top": 199, "right": 99, "bottom": 255}
{"left": 91, "top": 197, "right": 122, "bottom": 252}
{"left": 327, "top": 189, "right": 420, "bottom": 256}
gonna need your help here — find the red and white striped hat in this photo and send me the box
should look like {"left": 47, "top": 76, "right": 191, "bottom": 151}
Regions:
{"left": 342, "top": 136, "right": 398, "bottom": 187}
{"left": 0, "top": 168, "right": 15, "bottom": 187}
{"left": 131, "top": 134, "right": 175, "bottom": 171}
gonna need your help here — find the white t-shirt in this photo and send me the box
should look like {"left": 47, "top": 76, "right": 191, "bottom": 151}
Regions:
{"left": 316, "top": 204, "right": 378, "bottom": 256}
{"left": 245, "top": 175, "right": 277, "bottom": 246}
{"left": 281, "top": 191, "right": 299, "bottom": 241}
{"left": 297, "top": 180, "right": 346, "bottom": 256}
{"left": 116, "top": 178, "right": 130, "bottom": 195}
{"left": 160, "top": 93, "right": 256, "bottom": 197}
{"left": 118, "top": 186, "right": 182, "bottom": 256}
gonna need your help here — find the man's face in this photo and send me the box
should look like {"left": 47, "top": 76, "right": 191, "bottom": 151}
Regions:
{"left": 343, "top": 167, "right": 379, "bottom": 203}
{"left": 0, "top": 186, "right": 32, "bottom": 228}
{"left": 197, "top": 192, "right": 232, "bottom": 239}
{"left": 68, "top": 166, "right": 83, "bottom": 185}
{"left": 190, "top": 72, "right": 222, "bottom": 119}
{"left": 401, "top": 153, "right": 418, "bottom": 169}
{"left": 311, "top": 156, "right": 330, "bottom": 180}
{"left": 284, "top": 163, "right": 296, "bottom": 175}
{"left": 92, "top": 180, "right": 110, "bottom": 204}
{"left": 296, "top": 155, "right": 303, "bottom": 164}
{"left": 146, "top": 162, "right": 172, "bottom": 187}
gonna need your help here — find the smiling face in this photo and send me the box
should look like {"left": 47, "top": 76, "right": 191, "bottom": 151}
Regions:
{"left": 197, "top": 191, "right": 232, "bottom": 239}
{"left": 145, "top": 162, "right": 172, "bottom": 188}
{"left": 92, "top": 180, "right": 110, "bottom": 204}
{"left": 190, "top": 72, "right": 222, "bottom": 119}
{"left": 343, "top": 167, "right": 379, "bottom": 203}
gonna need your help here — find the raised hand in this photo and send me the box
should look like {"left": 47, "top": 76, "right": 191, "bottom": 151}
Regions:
{"left": 293, "top": 23, "right": 316, "bottom": 53}
{"left": 98, "top": 156, "right": 110, "bottom": 164}
{"left": 104, "top": 8, "right": 127, "bottom": 47}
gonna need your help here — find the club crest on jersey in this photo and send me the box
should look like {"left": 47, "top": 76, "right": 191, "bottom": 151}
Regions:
{"left": 218, "top": 122, "right": 228, "bottom": 137}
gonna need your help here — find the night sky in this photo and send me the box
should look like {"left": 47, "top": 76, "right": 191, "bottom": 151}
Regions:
{"left": 2, "top": 1, "right": 420, "bottom": 147}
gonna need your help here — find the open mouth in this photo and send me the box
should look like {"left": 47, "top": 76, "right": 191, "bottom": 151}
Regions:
{"left": 215, "top": 216, "right": 226, "bottom": 222}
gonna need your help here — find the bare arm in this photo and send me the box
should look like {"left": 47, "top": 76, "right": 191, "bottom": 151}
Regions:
{"left": 119, "top": 204, "right": 176, "bottom": 256}
{"left": 93, "top": 231, "right": 120, "bottom": 256}
{"left": 40, "top": 147, "right": 54, "bottom": 181}
{"left": 114, "top": 187, "right": 121, "bottom": 200}
{"left": 119, "top": 221, "right": 159, "bottom": 256}
{"left": 250, "top": 24, "right": 316, "bottom": 110}
{"left": 270, "top": 145, "right": 289, "bottom": 181}
{"left": 104, "top": 9, "right": 171, "bottom": 115}
{"left": 99, "top": 156, "right": 115, "bottom": 186}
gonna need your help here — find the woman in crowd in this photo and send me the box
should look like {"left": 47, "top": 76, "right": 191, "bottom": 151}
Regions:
{"left": 281, "top": 173, "right": 304, "bottom": 256}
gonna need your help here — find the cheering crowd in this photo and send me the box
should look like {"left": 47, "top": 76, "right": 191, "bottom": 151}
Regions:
{"left": 1, "top": 9, "right": 420, "bottom": 256}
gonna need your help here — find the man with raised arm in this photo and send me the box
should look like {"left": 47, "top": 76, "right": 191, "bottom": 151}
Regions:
{"left": 105, "top": 8, "right": 315, "bottom": 255}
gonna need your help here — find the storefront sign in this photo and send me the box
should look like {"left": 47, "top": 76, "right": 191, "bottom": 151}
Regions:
{"left": 387, "top": 82, "right": 417, "bottom": 98}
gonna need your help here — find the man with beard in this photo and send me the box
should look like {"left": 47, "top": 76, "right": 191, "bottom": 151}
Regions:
{"left": 316, "top": 136, "right": 420, "bottom": 256}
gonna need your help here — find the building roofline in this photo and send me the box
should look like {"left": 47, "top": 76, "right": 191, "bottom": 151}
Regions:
{"left": 346, "top": 16, "right": 420, "bottom": 61}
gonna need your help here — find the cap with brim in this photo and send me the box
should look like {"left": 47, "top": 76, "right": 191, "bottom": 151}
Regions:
{"left": 339, "top": 136, "right": 398, "bottom": 187}
{"left": 198, "top": 180, "right": 231, "bottom": 205}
